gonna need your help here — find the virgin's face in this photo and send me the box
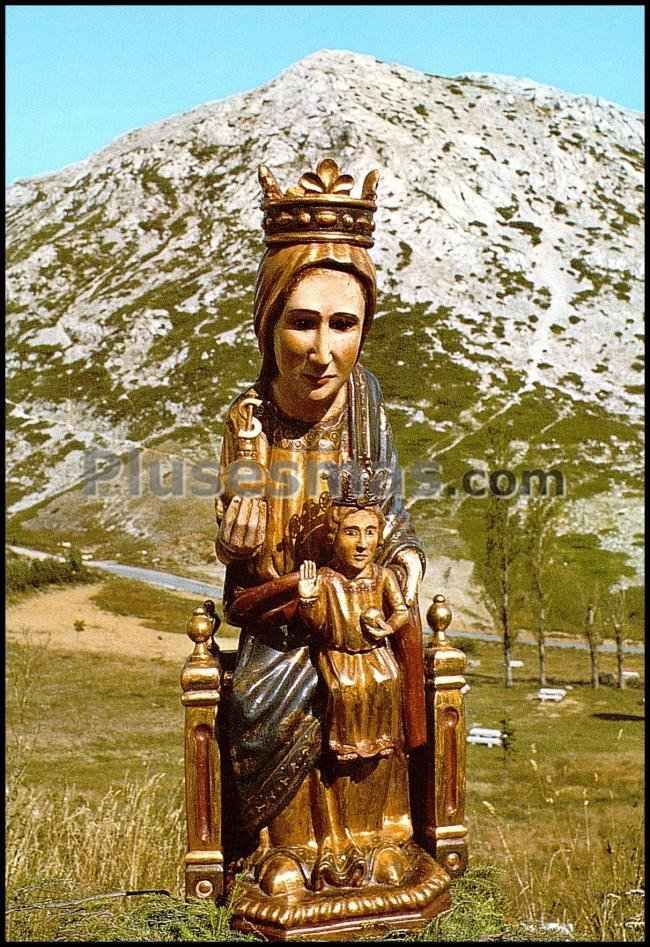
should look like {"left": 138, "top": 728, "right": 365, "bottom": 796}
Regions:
{"left": 273, "top": 268, "right": 365, "bottom": 406}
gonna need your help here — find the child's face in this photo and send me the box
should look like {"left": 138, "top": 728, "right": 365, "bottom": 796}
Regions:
{"left": 334, "top": 509, "right": 380, "bottom": 573}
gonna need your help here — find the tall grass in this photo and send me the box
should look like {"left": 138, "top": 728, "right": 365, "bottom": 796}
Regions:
{"left": 2, "top": 773, "right": 549, "bottom": 944}
{"left": 6, "top": 775, "right": 186, "bottom": 941}
{"left": 475, "top": 763, "right": 645, "bottom": 941}
{"left": 6, "top": 770, "right": 643, "bottom": 941}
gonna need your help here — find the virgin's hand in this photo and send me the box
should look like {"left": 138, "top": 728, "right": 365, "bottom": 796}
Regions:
{"left": 298, "top": 560, "right": 318, "bottom": 599}
{"left": 218, "top": 495, "right": 267, "bottom": 557}
{"left": 393, "top": 548, "right": 423, "bottom": 607}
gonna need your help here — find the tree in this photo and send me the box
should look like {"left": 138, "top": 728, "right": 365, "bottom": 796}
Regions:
{"left": 481, "top": 491, "right": 523, "bottom": 687}
{"left": 584, "top": 601, "right": 600, "bottom": 689}
{"left": 604, "top": 585, "right": 645, "bottom": 688}
{"left": 460, "top": 424, "right": 525, "bottom": 688}
{"left": 518, "top": 497, "right": 562, "bottom": 686}
{"left": 549, "top": 533, "right": 635, "bottom": 688}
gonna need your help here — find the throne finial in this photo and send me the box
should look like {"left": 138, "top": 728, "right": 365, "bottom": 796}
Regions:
{"left": 426, "top": 594, "right": 452, "bottom": 646}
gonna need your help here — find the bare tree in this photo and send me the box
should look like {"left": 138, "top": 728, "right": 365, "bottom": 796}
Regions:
{"left": 551, "top": 532, "right": 634, "bottom": 689}
{"left": 468, "top": 425, "right": 525, "bottom": 688}
{"left": 614, "top": 621, "right": 625, "bottom": 689}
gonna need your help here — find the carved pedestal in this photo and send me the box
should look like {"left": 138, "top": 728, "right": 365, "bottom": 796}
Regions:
{"left": 420, "top": 595, "right": 468, "bottom": 877}
{"left": 181, "top": 601, "right": 223, "bottom": 901}
{"left": 231, "top": 851, "right": 450, "bottom": 941}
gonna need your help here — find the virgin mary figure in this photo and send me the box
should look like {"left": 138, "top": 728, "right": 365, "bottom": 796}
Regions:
{"left": 214, "top": 159, "right": 450, "bottom": 935}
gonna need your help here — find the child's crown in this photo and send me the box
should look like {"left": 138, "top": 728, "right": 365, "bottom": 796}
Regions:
{"left": 328, "top": 459, "right": 391, "bottom": 509}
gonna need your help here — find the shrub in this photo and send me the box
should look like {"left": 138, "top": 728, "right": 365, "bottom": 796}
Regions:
{"left": 6, "top": 554, "right": 99, "bottom": 596}
{"left": 453, "top": 636, "right": 480, "bottom": 656}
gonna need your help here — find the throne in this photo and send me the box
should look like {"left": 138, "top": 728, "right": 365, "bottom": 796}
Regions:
{"left": 180, "top": 594, "right": 468, "bottom": 940}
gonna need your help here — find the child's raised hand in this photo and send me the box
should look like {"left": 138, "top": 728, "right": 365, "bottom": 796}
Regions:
{"left": 298, "top": 560, "right": 318, "bottom": 599}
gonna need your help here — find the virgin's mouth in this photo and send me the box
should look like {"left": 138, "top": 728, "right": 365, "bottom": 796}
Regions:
{"left": 303, "top": 373, "right": 336, "bottom": 384}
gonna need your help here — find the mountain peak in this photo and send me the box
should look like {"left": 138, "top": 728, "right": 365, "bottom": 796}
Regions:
{"left": 5, "top": 45, "right": 644, "bottom": 585}
{"left": 284, "top": 48, "right": 381, "bottom": 68}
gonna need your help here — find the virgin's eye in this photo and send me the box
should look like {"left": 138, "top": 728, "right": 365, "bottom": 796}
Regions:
{"left": 331, "top": 318, "right": 357, "bottom": 332}
{"left": 291, "top": 319, "right": 314, "bottom": 330}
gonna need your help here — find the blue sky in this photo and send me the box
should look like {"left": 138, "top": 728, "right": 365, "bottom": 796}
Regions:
{"left": 6, "top": 4, "right": 644, "bottom": 185}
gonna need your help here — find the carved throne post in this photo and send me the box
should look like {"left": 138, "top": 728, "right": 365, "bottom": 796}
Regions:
{"left": 181, "top": 600, "right": 223, "bottom": 901}
{"left": 420, "top": 594, "right": 468, "bottom": 877}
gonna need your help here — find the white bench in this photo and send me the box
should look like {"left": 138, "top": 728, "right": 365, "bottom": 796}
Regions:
{"left": 535, "top": 687, "right": 567, "bottom": 703}
{"left": 508, "top": 659, "right": 524, "bottom": 668}
{"left": 521, "top": 921, "right": 574, "bottom": 936}
{"left": 623, "top": 670, "right": 640, "bottom": 680}
{"left": 467, "top": 726, "right": 503, "bottom": 748}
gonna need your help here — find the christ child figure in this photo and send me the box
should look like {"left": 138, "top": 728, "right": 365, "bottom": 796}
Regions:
{"left": 298, "top": 500, "right": 410, "bottom": 763}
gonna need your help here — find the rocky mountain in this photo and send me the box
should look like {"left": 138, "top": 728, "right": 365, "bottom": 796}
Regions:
{"left": 6, "top": 50, "right": 644, "bottom": 615}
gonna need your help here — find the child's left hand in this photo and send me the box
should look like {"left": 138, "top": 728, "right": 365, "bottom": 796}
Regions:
{"left": 361, "top": 608, "right": 393, "bottom": 639}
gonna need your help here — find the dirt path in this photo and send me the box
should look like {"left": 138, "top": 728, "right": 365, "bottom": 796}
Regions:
{"left": 7, "top": 584, "right": 236, "bottom": 663}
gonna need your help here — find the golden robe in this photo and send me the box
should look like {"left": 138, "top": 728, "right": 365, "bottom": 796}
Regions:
{"left": 300, "top": 564, "right": 406, "bottom": 760}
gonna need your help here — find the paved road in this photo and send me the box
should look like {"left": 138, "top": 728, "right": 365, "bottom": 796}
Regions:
{"left": 89, "top": 560, "right": 225, "bottom": 600}
{"left": 8, "top": 544, "right": 224, "bottom": 599}
{"left": 444, "top": 629, "right": 644, "bottom": 655}
{"left": 8, "top": 544, "right": 644, "bottom": 655}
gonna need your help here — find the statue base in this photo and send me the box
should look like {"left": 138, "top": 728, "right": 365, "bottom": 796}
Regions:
{"left": 230, "top": 844, "right": 451, "bottom": 941}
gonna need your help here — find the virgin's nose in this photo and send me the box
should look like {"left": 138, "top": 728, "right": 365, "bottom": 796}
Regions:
{"left": 309, "top": 326, "right": 332, "bottom": 367}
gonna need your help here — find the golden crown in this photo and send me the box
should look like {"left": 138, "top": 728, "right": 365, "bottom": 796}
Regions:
{"left": 328, "top": 460, "right": 391, "bottom": 509}
{"left": 258, "top": 158, "right": 380, "bottom": 248}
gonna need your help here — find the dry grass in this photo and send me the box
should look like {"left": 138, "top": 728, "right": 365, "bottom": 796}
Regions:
{"left": 4, "top": 773, "right": 261, "bottom": 942}
{"left": 6, "top": 775, "right": 183, "bottom": 895}
{"left": 462, "top": 636, "right": 645, "bottom": 941}
{"left": 5, "top": 595, "right": 645, "bottom": 942}
{"left": 89, "top": 575, "right": 222, "bottom": 636}
{"left": 473, "top": 778, "right": 644, "bottom": 939}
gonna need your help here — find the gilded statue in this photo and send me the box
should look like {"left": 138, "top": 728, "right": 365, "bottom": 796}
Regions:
{"left": 180, "top": 158, "right": 468, "bottom": 940}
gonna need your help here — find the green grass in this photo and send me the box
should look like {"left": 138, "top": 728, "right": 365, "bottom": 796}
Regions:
{"left": 6, "top": 890, "right": 255, "bottom": 943}
{"left": 6, "top": 865, "right": 548, "bottom": 942}
{"left": 89, "top": 575, "right": 236, "bottom": 637}
{"left": 7, "top": 636, "right": 184, "bottom": 797}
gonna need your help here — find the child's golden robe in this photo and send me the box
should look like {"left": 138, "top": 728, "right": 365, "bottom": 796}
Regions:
{"left": 300, "top": 563, "right": 408, "bottom": 760}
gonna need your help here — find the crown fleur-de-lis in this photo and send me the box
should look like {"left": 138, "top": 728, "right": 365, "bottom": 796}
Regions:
{"left": 361, "top": 169, "right": 380, "bottom": 201}
{"left": 258, "top": 165, "right": 283, "bottom": 201}
{"left": 299, "top": 158, "right": 354, "bottom": 195}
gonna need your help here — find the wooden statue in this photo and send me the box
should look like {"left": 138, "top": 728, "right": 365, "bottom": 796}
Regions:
{"left": 181, "top": 159, "right": 468, "bottom": 939}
